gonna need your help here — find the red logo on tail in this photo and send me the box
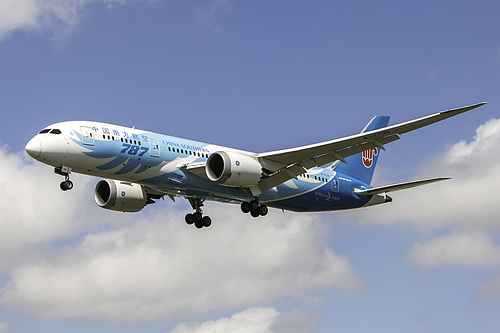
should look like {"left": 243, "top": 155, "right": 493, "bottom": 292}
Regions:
{"left": 362, "top": 148, "right": 378, "bottom": 168}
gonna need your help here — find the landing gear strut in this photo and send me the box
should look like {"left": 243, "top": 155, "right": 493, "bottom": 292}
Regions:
{"left": 55, "top": 166, "right": 73, "bottom": 191}
{"left": 185, "top": 198, "right": 212, "bottom": 229}
{"left": 241, "top": 199, "right": 268, "bottom": 218}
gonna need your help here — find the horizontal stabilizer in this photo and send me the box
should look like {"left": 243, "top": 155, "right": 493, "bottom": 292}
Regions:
{"left": 354, "top": 177, "right": 450, "bottom": 196}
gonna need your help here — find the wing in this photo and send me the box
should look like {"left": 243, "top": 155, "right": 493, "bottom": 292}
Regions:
{"left": 353, "top": 177, "right": 450, "bottom": 196}
{"left": 251, "top": 102, "right": 486, "bottom": 194}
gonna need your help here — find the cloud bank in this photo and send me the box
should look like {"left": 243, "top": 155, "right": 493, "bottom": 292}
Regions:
{"left": 0, "top": 0, "right": 145, "bottom": 40}
{"left": 340, "top": 117, "right": 500, "bottom": 298}
{"left": 0, "top": 146, "right": 362, "bottom": 322}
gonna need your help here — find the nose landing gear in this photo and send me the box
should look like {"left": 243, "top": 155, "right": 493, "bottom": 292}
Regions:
{"left": 55, "top": 166, "right": 73, "bottom": 191}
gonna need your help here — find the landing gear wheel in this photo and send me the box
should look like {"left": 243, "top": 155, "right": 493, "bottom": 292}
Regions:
{"left": 193, "top": 212, "right": 203, "bottom": 222}
{"left": 250, "top": 209, "right": 260, "bottom": 218}
{"left": 185, "top": 213, "right": 195, "bottom": 225}
{"left": 241, "top": 202, "right": 251, "bottom": 213}
{"left": 249, "top": 200, "right": 259, "bottom": 211}
{"left": 195, "top": 219, "right": 205, "bottom": 229}
{"left": 60, "top": 180, "right": 73, "bottom": 191}
{"left": 258, "top": 204, "right": 268, "bottom": 216}
{"left": 202, "top": 216, "right": 212, "bottom": 227}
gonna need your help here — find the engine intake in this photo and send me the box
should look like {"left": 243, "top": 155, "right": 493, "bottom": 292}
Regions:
{"left": 206, "top": 151, "right": 263, "bottom": 187}
{"left": 94, "top": 179, "right": 148, "bottom": 212}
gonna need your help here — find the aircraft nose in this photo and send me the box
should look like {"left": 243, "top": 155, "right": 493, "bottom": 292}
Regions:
{"left": 25, "top": 136, "right": 42, "bottom": 159}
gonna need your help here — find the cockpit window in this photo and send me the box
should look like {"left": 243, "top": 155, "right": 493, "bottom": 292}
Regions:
{"left": 39, "top": 129, "right": 51, "bottom": 134}
{"left": 50, "top": 129, "right": 62, "bottom": 134}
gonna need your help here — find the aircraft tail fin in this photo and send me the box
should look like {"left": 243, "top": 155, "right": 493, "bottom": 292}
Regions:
{"left": 334, "top": 115, "right": 390, "bottom": 185}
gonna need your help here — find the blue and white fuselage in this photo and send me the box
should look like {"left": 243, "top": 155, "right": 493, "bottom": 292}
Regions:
{"left": 25, "top": 102, "right": 486, "bottom": 228}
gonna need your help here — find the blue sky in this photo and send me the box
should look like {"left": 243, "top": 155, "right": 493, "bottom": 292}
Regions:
{"left": 1, "top": 1, "right": 500, "bottom": 332}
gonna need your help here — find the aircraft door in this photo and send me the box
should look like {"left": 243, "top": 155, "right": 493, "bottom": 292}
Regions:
{"left": 150, "top": 138, "right": 160, "bottom": 157}
{"left": 331, "top": 174, "right": 339, "bottom": 193}
{"left": 80, "top": 126, "right": 94, "bottom": 146}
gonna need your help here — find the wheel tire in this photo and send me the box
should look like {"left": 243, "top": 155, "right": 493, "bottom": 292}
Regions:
{"left": 241, "top": 202, "right": 250, "bottom": 213}
{"left": 185, "top": 213, "right": 195, "bottom": 225}
{"left": 60, "top": 182, "right": 68, "bottom": 191}
{"left": 250, "top": 200, "right": 259, "bottom": 210}
{"left": 195, "top": 219, "right": 204, "bottom": 229}
{"left": 258, "top": 204, "right": 268, "bottom": 216}
{"left": 65, "top": 180, "right": 73, "bottom": 190}
{"left": 193, "top": 212, "right": 203, "bottom": 222}
{"left": 250, "top": 209, "right": 260, "bottom": 218}
{"left": 202, "top": 216, "right": 212, "bottom": 227}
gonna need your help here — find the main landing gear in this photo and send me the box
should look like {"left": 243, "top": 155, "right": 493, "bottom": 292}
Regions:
{"left": 185, "top": 198, "right": 212, "bottom": 229}
{"left": 55, "top": 166, "right": 73, "bottom": 191}
{"left": 241, "top": 199, "right": 268, "bottom": 218}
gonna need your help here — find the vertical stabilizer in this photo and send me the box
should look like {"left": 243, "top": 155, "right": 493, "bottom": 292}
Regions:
{"left": 334, "top": 115, "right": 390, "bottom": 185}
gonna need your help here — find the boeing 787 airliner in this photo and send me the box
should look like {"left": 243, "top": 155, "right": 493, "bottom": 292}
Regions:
{"left": 25, "top": 102, "right": 486, "bottom": 228}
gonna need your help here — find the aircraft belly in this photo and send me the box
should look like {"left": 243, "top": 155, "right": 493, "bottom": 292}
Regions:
{"left": 138, "top": 171, "right": 254, "bottom": 203}
{"left": 265, "top": 179, "right": 371, "bottom": 212}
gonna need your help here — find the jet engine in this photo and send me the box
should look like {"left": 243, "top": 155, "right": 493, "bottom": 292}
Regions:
{"left": 94, "top": 179, "right": 148, "bottom": 212}
{"left": 206, "top": 151, "right": 263, "bottom": 187}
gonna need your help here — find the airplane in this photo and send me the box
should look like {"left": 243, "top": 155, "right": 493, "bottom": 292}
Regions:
{"left": 25, "top": 102, "right": 486, "bottom": 229}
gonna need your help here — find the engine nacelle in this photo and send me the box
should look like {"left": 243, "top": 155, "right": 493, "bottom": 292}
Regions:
{"left": 206, "top": 151, "right": 263, "bottom": 187}
{"left": 94, "top": 179, "right": 148, "bottom": 212}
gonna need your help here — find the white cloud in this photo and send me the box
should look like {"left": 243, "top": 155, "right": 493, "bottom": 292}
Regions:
{"left": 410, "top": 232, "right": 500, "bottom": 269}
{"left": 170, "top": 307, "right": 319, "bottom": 333}
{"left": 0, "top": 0, "right": 147, "bottom": 40}
{"left": 340, "top": 118, "right": 500, "bottom": 232}
{"left": 0, "top": 146, "right": 363, "bottom": 322}
{"left": 0, "top": 147, "right": 101, "bottom": 268}
{"left": 0, "top": 145, "right": 135, "bottom": 241}
{"left": 170, "top": 307, "right": 279, "bottom": 333}
{"left": 0, "top": 207, "right": 363, "bottom": 321}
